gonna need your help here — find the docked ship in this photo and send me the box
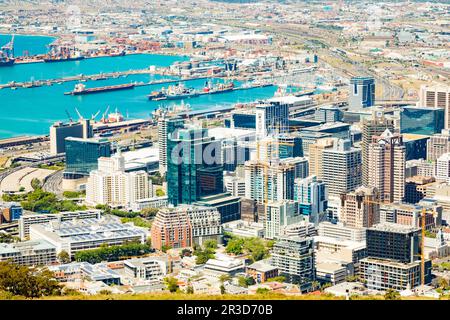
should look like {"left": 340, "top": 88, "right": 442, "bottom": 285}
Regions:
{"left": 0, "top": 35, "right": 15, "bottom": 67}
{"left": 148, "top": 83, "right": 199, "bottom": 101}
{"left": 202, "top": 80, "right": 234, "bottom": 94}
{"left": 0, "top": 56, "right": 15, "bottom": 67}
{"left": 64, "top": 83, "right": 135, "bottom": 95}
{"left": 44, "top": 46, "right": 85, "bottom": 63}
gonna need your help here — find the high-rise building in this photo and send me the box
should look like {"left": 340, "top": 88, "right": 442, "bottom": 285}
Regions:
{"left": 167, "top": 127, "right": 223, "bottom": 206}
{"left": 426, "top": 129, "right": 450, "bottom": 161}
{"left": 322, "top": 139, "right": 362, "bottom": 197}
{"left": 277, "top": 134, "right": 303, "bottom": 159}
{"left": 339, "top": 186, "right": 380, "bottom": 229}
{"left": 0, "top": 202, "right": 22, "bottom": 224}
{"left": 64, "top": 137, "right": 111, "bottom": 178}
{"left": 348, "top": 76, "right": 375, "bottom": 110}
{"left": 255, "top": 102, "right": 289, "bottom": 140}
{"left": 244, "top": 159, "right": 296, "bottom": 204}
{"left": 366, "top": 223, "right": 420, "bottom": 264}
{"left": 308, "top": 138, "right": 336, "bottom": 180}
{"left": 360, "top": 222, "right": 432, "bottom": 291}
{"left": 294, "top": 175, "right": 328, "bottom": 225}
{"left": 150, "top": 205, "right": 222, "bottom": 250}
{"left": 224, "top": 174, "right": 246, "bottom": 197}
{"left": 85, "top": 151, "right": 152, "bottom": 208}
{"left": 315, "top": 105, "right": 343, "bottom": 123}
{"left": 418, "top": 85, "right": 450, "bottom": 128}
{"left": 436, "top": 152, "right": 450, "bottom": 182}
{"left": 158, "top": 117, "right": 184, "bottom": 174}
{"left": 49, "top": 119, "right": 92, "bottom": 155}
{"left": 270, "top": 236, "right": 315, "bottom": 291}
{"left": 183, "top": 205, "right": 222, "bottom": 246}
{"left": 264, "top": 200, "right": 301, "bottom": 240}
{"left": 368, "top": 129, "right": 405, "bottom": 203}
{"left": 400, "top": 106, "right": 444, "bottom": 135}
{"left": 361, "top": 110, "right": 395, "bottom": 186}
{"left": 282, "top": 157, "right": 309, "bottom": 179}
{"left": 151, "top": 207, "right": 192, "bottom": 250}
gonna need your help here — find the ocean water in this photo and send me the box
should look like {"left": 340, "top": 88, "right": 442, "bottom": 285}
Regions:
{"left": 0, "top": 36, "right": 277, "bottom": 138}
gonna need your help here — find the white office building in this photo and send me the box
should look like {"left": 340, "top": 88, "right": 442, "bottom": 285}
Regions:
{"left": 86, "top": 151, "right": 152, "bottom": 208}
{"left": 29, "top": 217, "right": 147, "bottom": 257}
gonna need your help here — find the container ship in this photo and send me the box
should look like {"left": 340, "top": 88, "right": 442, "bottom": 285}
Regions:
{"left": 148, "top": 83, "right": 199, "bottom": 101}
{"left": 43, "top": 46, "right": 85, "bottom": 63}
{"left": 64, "top": 83, "right": 135, "bottom": 96}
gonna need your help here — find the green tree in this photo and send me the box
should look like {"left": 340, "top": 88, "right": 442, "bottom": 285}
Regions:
{"left": 161, "top": 244, "right": 172, "bottom": 253}
{"left": 243, "top": 237, "right": 268, "bottom": 262}
{"left": 156, "top": 188, "right": 165, "bottom": 197}
{"left": 99, "top": 289, "right": 112, "bottom": 295}
{"left": 438, "top": 277, "right": 449, "bottom": 290}
{"left": 31, "top": 178, "right": 42, "bottom": 190}
{"left": 74, "top": 243, "right": 152, "bottom": 263}
{"left": 238, "top": 276, "right": 255, "bottom": 288}
{"left": 0, "top": 261, "right": 62, "bottom": 298}
{"left": 225, "top": 238, "right": 244, "bottom": 255}
{"left": 384, "top": 289, "right": 401, "bottom": 300}
{"left": 220, "top": 284, "right": 226, "bottom": 294}
{"left": 164, "top": 277, "right": 179, "bottom": 293}
{"left": 204, "top": 240, "right": 217, "bottom": 250}
{"left": 57, "top": 250, "right": 71, "bottom": 264}
{"left": 266, "top": 276, "right": 286, "bottom": 283}
{"left": 256, "top": 288, "right": 270, "bottom": 294}
{"left": 140, "top": 207, "right": 159, "bottom": 217}
{"left": 219, "top": 274, "right": 231, "bottom": 283}
{"left": 186, "top": 285, "right": 194, "bottom": 294}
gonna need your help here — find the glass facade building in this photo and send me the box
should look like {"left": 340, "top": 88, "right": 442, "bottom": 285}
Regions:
{"left": 400, "top": 106, "right": 444, "bottom": 135}
{"left": 348, "top": 76, "right": 375, "bottom": 110}
{"left": 277, "top": 135, "right": 303, "bottom": 159}
{"left": 167, "top": 128, "right": 223, "bottom": 206}
{"left": 65, "top": 137, "right": 111, "bottom": 176}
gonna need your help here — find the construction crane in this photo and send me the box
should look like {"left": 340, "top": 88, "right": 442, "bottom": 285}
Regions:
{"left": 363, "top": 198, "right": 435, "bottom": 286}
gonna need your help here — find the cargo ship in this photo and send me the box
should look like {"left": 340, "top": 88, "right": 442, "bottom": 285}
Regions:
{"left": 202, "top": 80, "right": 234, "bottom": 94}
{"left": 148, "top": 83, "right": 199, "bottom": 101}
{"left": 43, "top": 46, "right": 85, "bottom": 63}
{"left": 64, "top": 83, "right": 135, "bottom": 95}
{"left": 0, "top": 57, "right": 15, "bottom": 67}
{"left": 44, "top": 55, "right": 85, "bottom": 63}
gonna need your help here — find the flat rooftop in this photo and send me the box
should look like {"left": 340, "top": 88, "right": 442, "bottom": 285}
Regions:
{"left": 369, "top": 222, "right": 420, "bottom": 234}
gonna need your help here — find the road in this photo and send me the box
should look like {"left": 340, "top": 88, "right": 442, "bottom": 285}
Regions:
{"left": 43, "top": 170, "right": 63, "bottom": 196}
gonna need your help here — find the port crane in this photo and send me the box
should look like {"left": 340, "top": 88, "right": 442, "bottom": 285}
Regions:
{"left": 1, "top": 35, "right": 14, "bottom": 58}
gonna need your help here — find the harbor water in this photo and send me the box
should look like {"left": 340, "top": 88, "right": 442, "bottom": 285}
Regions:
{"left": 0, "top": 35, "right": 277, "bottom": 138}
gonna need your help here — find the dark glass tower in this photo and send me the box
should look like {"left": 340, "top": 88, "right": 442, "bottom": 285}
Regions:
{"left": 64, "top": 137, "right": 111, "bottom": 177}
{"left": 167, "top": 127, "right": 223, "bottom": 206}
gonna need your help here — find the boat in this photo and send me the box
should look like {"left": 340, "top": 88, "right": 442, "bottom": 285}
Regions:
{"left": 148, "top": 83, "right": 199, "bottom": 101}
{"left": 64, "top": 83, "right": 135, "bottom": 95}
{"left": 0, "top": 57, "right": 15, "bottom": 67}
{"left": 203, "top": 80, "right": 235, "bottom": 94}
{"left": 43, "top": 47, "right": 85, "bottom": 63}
{"left": 44, "top": 55, "right": 85, "bottom": 63}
